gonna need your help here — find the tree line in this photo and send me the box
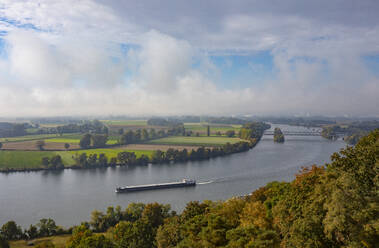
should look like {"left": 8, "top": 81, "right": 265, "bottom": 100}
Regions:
{"left": 0, "top": 122, "right": 27, "bottom": 138}
{"left": 118, "top": 125, "right": 184, "bottom": 145}
{"left": 147, "top": 118, "right": 183, "bottom": 126}
{"left": 56, "top": 120, "right": 109, "bottom": 135}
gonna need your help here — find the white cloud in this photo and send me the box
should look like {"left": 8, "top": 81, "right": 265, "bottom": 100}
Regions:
{"left": 0, "top": 0, "right": 378, "bottom": 117}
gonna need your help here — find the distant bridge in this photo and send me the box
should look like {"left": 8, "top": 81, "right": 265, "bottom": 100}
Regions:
{"left": 263, "top": 131, "right": 322, "bottom": 136}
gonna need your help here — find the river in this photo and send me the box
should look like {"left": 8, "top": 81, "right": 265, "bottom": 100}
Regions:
{"left": 0, "top": 124, "right": 346, "bottom": 227}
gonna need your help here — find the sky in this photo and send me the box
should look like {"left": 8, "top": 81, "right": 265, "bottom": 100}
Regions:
{"left": 0, "top": 0, "right": 378, "bottom": 117}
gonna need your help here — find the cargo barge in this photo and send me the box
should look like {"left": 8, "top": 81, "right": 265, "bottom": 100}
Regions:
{"left": 115, "top": 179, "right": 196, "bottom": 193}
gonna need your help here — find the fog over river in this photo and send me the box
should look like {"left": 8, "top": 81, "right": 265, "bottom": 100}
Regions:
{"left": 0, "top": 124, "right": 346, "bottom": 227}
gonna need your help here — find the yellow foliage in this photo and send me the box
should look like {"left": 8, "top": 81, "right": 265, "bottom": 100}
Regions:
{"left": 240, "top": 201, "right": 270, "bottom": 229}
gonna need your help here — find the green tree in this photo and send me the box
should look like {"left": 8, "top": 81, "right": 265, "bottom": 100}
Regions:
{"left": 120, "top": 131, "right": 135, "bottom": 145}
{"left": 90, "top": 210, "right": 106, "bottom": 232}
{"left": 141, "top": 203, "right": 171, "bottom": 228}
{"left": 124, "top": 203, "right": 145, "bottom": 222}
{"left": 50, "top": 155, "right": 63, "bottom": 169}
{"left": 88, "top": 154, "right": 98, "bottom": 167}
{"left": 64, "top": 143, "right": 70, "bottom": 150}
{"left": 151, "top": 150, "right": 166, "bottom": 163}
{"left": 37, "top": 218, "right": 57, "bottom": 237}
{"left": 112, "top": 221, "right": 135, "bottom": 248}
{"left": 0, "top": 221, "right": 23, "bottom": 240}
{"left": 79, "top": 134, "right": 91, "bottom": 148}
{"left": 26, "top": 224, "right": 38, "bottom": 240}
{"left": 41, "top": 157, "right": 50, "bottom": 168}
{"left": 91, "top": 134, "right": 108, "bottom": 148}
{"left": 149, "top": 129, "right": 157, "bottom": 139}
{"left": 156, "top": 216, "right": 181, "bottom": 248}
{"left": 109, "top": 157, "right": 117, "bottom": 167}
{"left": 98, "top": 153, "right": 108, "bottom": 167}
{"left": 113, "top": 220, "right": 154, "bottom": 248}
{"left": 66, "top": 225, "right": 92, "bottom": 248}
{"left": 141, "top": 129, "right": 149, "bottom": 141}
{"left": 76, "top": 234, "right": 114, "bottom": 248}
{"left": 207, "top": 125, "right": 210, "bottom": 136}
{"left": 75, "top": 153, "right": 88, "bottom": 168}
{"left": 0, "top": 234, "right": 9, "bottom": 248}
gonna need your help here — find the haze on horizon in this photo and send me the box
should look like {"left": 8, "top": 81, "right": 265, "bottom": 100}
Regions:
{"left": 0, "top": 0, "right": 378, "bottom": 118}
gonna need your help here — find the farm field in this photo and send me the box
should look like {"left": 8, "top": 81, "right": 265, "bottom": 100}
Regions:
{"left": 0, "top": 133, "right": 63, "bottom": 143}
{"left": 147, "top": 136, "right": 243, "bottom": 146}
{"left": 1, "top": 140, "right": 81, "bottom": 151}
{"left": 102, "top": 119, "right": 172, "bottom": 134}
{"left": 119, "top": 144, "right": 202, "bottom": 151}
{"left": 0, "top": 150, "right": 75, "bottom": 169}
{"left": 183, "top": 123, "right": 241, "bottom": 135}
{"left": 101, "top": 120, "right": 147, "bottom": 126}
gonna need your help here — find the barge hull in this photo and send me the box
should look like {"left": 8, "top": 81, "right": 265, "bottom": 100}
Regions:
{"left": 116, "top": 180, "right": 196, "bottom": 193}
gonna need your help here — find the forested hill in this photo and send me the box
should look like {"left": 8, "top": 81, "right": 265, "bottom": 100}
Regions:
{"left": 2, "top": 130, "right": 378, "bottom": 247}
{"left": 153, "top": 129, "right": 378, "bottom": 247}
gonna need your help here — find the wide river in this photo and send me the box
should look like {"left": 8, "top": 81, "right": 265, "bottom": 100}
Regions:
{"left": 0, "top": 124, "right": 346, "bottom": 227}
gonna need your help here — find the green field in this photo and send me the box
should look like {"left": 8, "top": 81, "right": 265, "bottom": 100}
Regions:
{"left": 147, "top": 136, "right": 242, "bottom": 146}
{"left": 101, "top": 120, "right": 147, "bottom": 126}
{"left": 69, "top": 148, "right": 154, "bottom": 159}
{"left": 0, "top": 150, "right": 75, "bottom": 169}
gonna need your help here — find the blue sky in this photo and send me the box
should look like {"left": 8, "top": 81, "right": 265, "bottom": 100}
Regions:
{"left": 209, "top": 51, "right": 275, "bottom": 89}
{"left": 0, "top": 0, "right": 378, "bottom": 117}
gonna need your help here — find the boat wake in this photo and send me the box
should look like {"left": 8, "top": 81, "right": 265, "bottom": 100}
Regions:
{"left": 197, "top": 180, "right": 214, "bottom": 185}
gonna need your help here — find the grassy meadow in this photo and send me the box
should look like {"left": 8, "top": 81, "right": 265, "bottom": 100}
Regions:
{"left": 0, "top": 150, "right": 75, "bottom": 169}
{"left": 10, "top": 234, "right": 72, "bottom": 248}
{"left": 183, "top": 123, "right": 241, "bottom": 135}
{"left": 46, "top": 137, "right": 119, "bottom": 145}
{"left": 69, "top": 148, "right": 154, "bottom": 159}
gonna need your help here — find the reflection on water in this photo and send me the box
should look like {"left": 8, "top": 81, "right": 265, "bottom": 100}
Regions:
{"left": 0, "top": 124, "right": 346, "bottom": 227}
